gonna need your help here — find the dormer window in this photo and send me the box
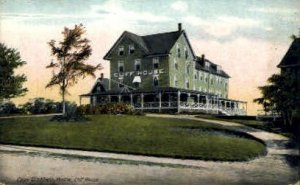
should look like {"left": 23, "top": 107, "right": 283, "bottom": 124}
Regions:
{"left": 129, "top": 44, "right": 135, "bottom": 55}
{"left": 205, "top": 61, "right": 210, "bottom": 69}
{"left": 184, "top": 47, "right": 188, "bottom": 59}
{"left": 153, "top": 57, "right": 159, "bottom": 69}
{"left": 118, "top": 46, "right": 124, "bottom": 56}
{"left": 217, "top": 65, "right": 222, "bottom": 73}
{"left": 118, "top": 61, "right": 124, "bottom": 72}
{"left": 135, "top": 59, "right": 141, "bottom": 71}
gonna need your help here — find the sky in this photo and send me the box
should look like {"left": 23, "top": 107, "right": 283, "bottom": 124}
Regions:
{"left": 0, "top": 0, "right": 299, "bottom": 115}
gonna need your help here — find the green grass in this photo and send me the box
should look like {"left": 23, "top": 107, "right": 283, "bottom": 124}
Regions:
{"left": 0, "top": 115, "right": 266, "bottom": 161}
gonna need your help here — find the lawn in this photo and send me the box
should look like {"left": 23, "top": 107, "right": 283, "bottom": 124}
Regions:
{"left": 0, "top": 115, "right": 266, "bottom": 161}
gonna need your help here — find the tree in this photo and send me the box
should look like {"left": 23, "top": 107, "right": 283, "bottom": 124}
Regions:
{"left": 46, "top": 24, "right": 102, "bottom": 114}
{"left": 254, "top": 71, "right": 300, "bottom": 126}
{"left": 0, "top": 43, "right": 27, "bottom": 103}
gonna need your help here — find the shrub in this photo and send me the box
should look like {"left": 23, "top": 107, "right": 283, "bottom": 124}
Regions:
{"left": 0, "top": 101, "right": 19, "bottom": 115}
{"left": 79, "top": 103, "right": 142, "bottom": 115}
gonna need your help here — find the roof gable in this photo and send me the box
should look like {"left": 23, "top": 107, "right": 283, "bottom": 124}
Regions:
{"left": 142, "top": 31, "right": 182, "bottom": 56}
{"left": 103, "top": 31, "right": 149, "bottom": 60}
{"left": 103, "top": 30, "right": 190, "bottom": 59}
{"left": 278, "top": 38, "right": 300, "bottom": 68}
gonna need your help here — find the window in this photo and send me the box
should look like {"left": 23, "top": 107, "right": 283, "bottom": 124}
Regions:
{"left": 177, "top": 45, "right": 181, "bottom": 58}
{"left": 118, "top": 61, "right": 124, "bottom": 72}
{"left": 118, "top": 46, "right": 124, "bottom": 56}
{"left": 185, "top": 79, "right": 189, "bottom": 89}
{"left": 174, "top": 59, "right": 178, "bottom": 70}
{"left": 205, "top": 61, "right": 210, "bottom": 69}
{"left": 194, "top": 73, "right": 197, "bottom": 80}
{"left": 129, "top": 44, "right": 135, "bottom": 55}
{"left": 153, "top": 76, "right": 159, "bottom": 87}
{"left": 186, "top": 64, "right": 190, "bottom": 74}
{"left": 174, "top": 76, "right": 178, "bottom": 87}
{"left": 153, "top": 57, "right": 159, "bottom": 69}
{"left": 184, "top": 47, "right": 188, "bottom": 59}
{"left": 134, "top": 59, "right": 141, "bottom": 71}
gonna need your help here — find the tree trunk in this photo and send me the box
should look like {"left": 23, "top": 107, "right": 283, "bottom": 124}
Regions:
{"left": 62, "top": 91, "right": 66, "bottom": 115}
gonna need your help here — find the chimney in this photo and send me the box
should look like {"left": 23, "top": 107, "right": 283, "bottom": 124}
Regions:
{"left": 100, "top": 73, "right": 104, "bottom": 80}
{"left": 178, "top": 23, "right": 182, "bottom": 31}
{"left": 201, "top": 54, "right": 205, "bottom": 61}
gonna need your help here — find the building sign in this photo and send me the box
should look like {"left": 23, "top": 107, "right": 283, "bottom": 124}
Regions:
{"left": 114, "top": 69, "right": 165, "bottom": 78}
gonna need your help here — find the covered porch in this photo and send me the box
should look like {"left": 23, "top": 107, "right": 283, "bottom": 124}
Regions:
{"left": 80, "top": 87, "right": 247, "bottom": 116}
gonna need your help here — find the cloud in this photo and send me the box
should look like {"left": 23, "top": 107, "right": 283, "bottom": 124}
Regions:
{"left": 184, "top": 15, "right": 261, "bottom": 38}
{"left": 249, "top": 7, "right": 298, "bottom": 14}
{"left": 171, "top": 1, "right": 188, "bottom": 12}
{"left": 90, "top": 0, "right": 172, "bottom": 23}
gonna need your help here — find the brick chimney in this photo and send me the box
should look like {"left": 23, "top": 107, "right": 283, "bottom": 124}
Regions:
{"left": 100, "top": 73, "right": 104, "bottom": 80}
{"left": 201, "top": 54, "right": 205, "bottom": 61}
{"left": 178, "top": 23, "right": 182, "bottom": 31}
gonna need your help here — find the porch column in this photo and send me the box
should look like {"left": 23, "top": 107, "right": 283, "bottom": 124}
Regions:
{"left": 130, "top": 94, "right": 133, "bottom": 106}
{"left": 141, "top": 93, "right": 144, "bottom": 111}
{"left": 118, "top": 95, "right": 121, "bottom": 103}
{"left": 177, "top": 91, "right": 181, "bottom": 113}
{"left": 108, "top": 95, "right": 111, "bottom": 103}
{"left": 94, "top": 95, "right": 97, "bottom": 106}
{"left": 158, "top": 92, "right": 162, "bottom": 112}
{"left": 168, "top": 93, "right": 171, "bottom": 107}
{"left": 187, "top": 93, "right": 191, "bottom": 107}
{"left": 197, "top": 94, "right": 200, "bottom": 104}
{"left": 206, "top": 95, "right": 209, "bottom": 113}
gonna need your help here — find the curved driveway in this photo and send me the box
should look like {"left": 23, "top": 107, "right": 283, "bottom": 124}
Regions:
{"left": 0, "top": 114, "right": 299, "bottom": 185}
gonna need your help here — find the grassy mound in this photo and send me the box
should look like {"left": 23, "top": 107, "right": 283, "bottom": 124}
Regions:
{"left": 0, "top": 115, "right": 266, "bottom": 161}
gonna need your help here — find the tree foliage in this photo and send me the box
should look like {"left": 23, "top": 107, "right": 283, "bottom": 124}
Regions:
{"left": 46, "top": 24, "right": 102, "bottom": 114}
{"left": 254, "top": 71, "right": 300, "bottom": 126}
{"left": 0, "top": 43, "right": 27, "bottom": 102}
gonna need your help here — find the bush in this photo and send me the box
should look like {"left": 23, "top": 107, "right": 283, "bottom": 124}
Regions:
{"left": 20, "top": 97, "right": 61, "bottom": 114}
{"left": 0, "top": 102, "right": 19, "bottom": 115}
{"left": 78, "top": 103, "right": 143, "bottom": 115}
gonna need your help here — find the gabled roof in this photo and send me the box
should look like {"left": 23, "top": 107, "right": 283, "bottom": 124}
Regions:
{"left": 141, "top": 30, "right": 182, "bottom": 56}
{"left": 195, "top": 56, "right": 230, "bottom": 78}
{"left": 278, "top": 38, "right": 300, "bottom": 68}
{"left": 103, "top": 30, "right": 196, "bottom": 59}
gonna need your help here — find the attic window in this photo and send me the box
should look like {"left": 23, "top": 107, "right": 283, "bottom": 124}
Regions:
{"left": 184, "top": 47, "right": 188, "bottom": 59}
{"left": 177, "top": 46, "right": 181, "bottom": 58}
{"left": 153, "top": 57, "right": 159, "bottom": 69}
{"left": 118, "top": 61, "right": 124, "bottom": 72}
{"left": 135, "top": 59, "right": 141, "bottom": 71}
{"left": 129, "top": 45, "right": 135, "bottom": 55}
{"left": 118, "top": 46, "right": 124, "bottom": 56}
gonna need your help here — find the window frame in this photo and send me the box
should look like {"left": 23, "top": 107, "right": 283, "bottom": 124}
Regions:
{"left": 134, "top": 59, "right": 141, "bottom": 71}
{"left": 129, "top": 44, "right": 135, "bottom": 55}
{"left": 153, "top": 57, "right": 159, "bottom": 69}
{"left": 118, "top": 61, "right": 124, "bottom": 73}
{"left": 118, "top": 46, "right": 124, "bottom": 56}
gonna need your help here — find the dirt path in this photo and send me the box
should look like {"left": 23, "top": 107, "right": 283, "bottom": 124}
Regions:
{"left": 0, "top": 114, "right": 298, "bottom": 185}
